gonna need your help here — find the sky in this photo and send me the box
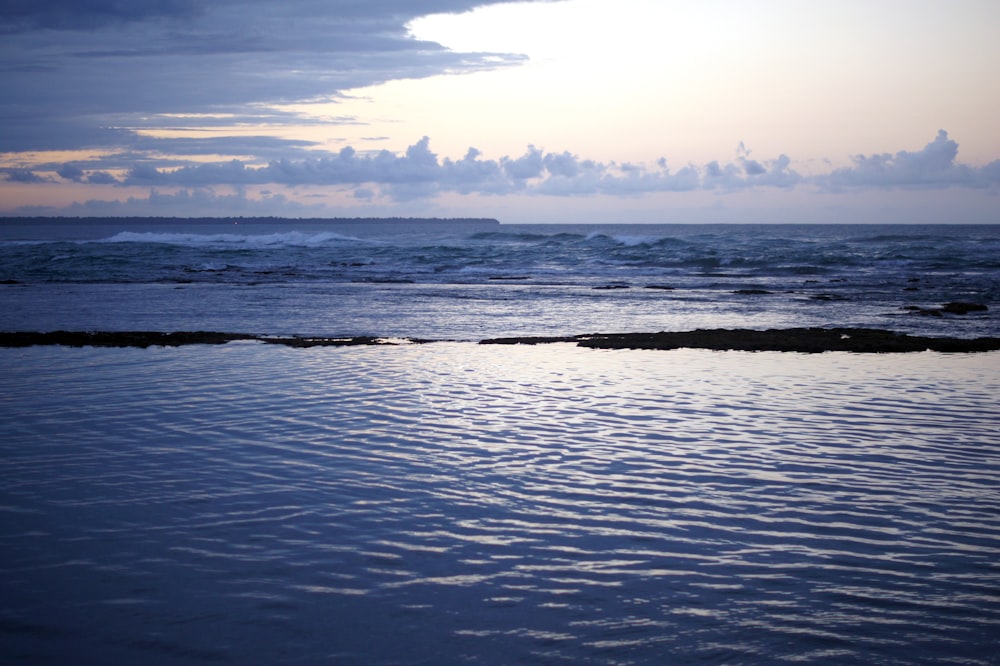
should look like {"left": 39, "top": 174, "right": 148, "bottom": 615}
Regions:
{"left": 1, "top": 0, "right": 999, "bottom": 223}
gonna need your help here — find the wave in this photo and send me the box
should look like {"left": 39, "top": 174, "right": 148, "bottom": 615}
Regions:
{"left": 584, "top": 231, "right": 692, "bottom": 248}
{"left": 470, "top": 230, "right": 583, "bottom": 243}
{"left": 100, "top": 230, "right": 375, "bottom": 248}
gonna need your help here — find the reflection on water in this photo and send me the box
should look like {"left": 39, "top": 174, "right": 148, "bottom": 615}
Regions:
{"left": 1, "top": 344, "right": 999, "bottom": 664}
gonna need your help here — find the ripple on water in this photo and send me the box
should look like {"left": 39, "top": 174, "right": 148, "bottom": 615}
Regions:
{"left": 1, "top": 343, "right": 999, "bottom": 664}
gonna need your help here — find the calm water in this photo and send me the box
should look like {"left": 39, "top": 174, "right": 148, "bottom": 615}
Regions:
{"left": 2, "top": 342, "right": 999, "bottom": 665}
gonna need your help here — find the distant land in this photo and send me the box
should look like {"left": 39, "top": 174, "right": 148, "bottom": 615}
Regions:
{"left": 0, "top": 216, "right": 501, "bottom": 225}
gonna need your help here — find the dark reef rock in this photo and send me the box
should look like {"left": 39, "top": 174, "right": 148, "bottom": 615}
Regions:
{"left": 904, "top": 305, "right": 942, "bottom": 317}
{"left": 478, "top": 335, "right": 581, "bottom": 346}
{"left": 942, "top": 302, "right": 988, "bottom": 314}
{"left": 0, "top": 331, "right": 255, "bottom": 348}
{"left": 4, "top": 328, "right": 999, "bottom": 353}
{"left": 0, "top": 331, "right": 431, "bottom": 348}
{"left": 481, "top": 328, "right": 1000, "bottom": 353}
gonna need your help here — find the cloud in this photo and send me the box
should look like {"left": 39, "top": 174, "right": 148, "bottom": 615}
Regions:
{"left": 502, "top": 147, "right": 545, "bottom": 180}
{"left": 818, "top": 130, "right": 988, "bottom": 189}
{"left": 86, "top": 171, "right": 118, "bottom": 185}
{"left": 2, "top": 168, "right": 52, "bottom": 184}
{"left": 57, "top": 164, "right": 85, "bottom": 181}
{"left": 11, "top": 187, "right": 318, "bottom": 218}
{"left": 0, "top": 0, "right": 200, "bottom": 33}
{"left": 91, "top": 137, "right": 802, "bottom": 199}
{"left": 13, "top": 132, "right": 999, "bottom": 212}
{"left": 0, "top": 0, "right": 539, "bottom": 152}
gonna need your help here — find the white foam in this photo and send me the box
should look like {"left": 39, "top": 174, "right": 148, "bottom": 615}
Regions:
{"left": 585, "top": 231, "right": 659, "bottom": 246}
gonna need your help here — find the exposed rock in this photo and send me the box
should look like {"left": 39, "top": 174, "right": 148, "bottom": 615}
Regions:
{"left": 942, "top": 302, "right": 988, "bottom": 314}
{"left": 479, "top": 335, "right": 580, "bottom": 345}
{"left": 482, "top": 328, "right": 1000, "bottom": 353}
{"left": 0, "top": 331, "right": 432, "bottom": 348}
{"left": 574, "top": 328, "right": 1000, "bottom": 353}
{"left": 5, "top": 328, "right": 999, "bottom": 353}
{"left": 0, "top": 331, "right": 255, "bottom": 348}
{"left": 904, "top": 306, "right": 943, "bottom": 317}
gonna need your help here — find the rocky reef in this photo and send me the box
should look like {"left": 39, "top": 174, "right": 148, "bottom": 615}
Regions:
{"left": 480, "top": 328, "right": 1000, "bottom": 353}
{"left": 3, "top": 327, "right": 999, "bottom": 353}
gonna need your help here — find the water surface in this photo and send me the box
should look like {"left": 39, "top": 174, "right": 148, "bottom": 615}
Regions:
{"left": 2, "top": 343, "right": 998, "bottom": 664}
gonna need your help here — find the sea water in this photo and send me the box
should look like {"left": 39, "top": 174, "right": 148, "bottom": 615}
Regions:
{"left": 1, "top": 219, "right": 999, "bottom": 664}
{"left": 1, "top": 219, "right": 998, "bottom": 338}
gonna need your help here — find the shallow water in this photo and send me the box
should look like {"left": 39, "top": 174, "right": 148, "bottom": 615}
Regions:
{"left": 2, "top": 343, "right": 998, "bottom": 664}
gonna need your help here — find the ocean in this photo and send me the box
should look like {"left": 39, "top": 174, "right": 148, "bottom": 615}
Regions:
{"left": 1, "top": 219, "right": 998, "bottom": 339}
{"left": 2, "top": 218, "right": 999, "bottom": 664}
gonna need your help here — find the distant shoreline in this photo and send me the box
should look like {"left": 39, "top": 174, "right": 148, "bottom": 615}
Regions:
{"left": 0, "top": 216, "right": 501, "bottom": 225}
{"left": 3, "top": 328, "right": 999, "bottom": 353}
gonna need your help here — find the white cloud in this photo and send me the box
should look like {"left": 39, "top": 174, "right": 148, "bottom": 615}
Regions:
{"left": 819, "top": 130, "right": 985, "bottom": 189}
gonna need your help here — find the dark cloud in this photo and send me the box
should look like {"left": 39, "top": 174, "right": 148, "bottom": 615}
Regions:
{"left": 2, "top": 168, "right": 52, "bottom": 183}
{"left": 0, "top": 0, "right": 539, "bottom": 152}
{"left": 0, "top": 120, "right": 137, "bottom": 153}
{"left": 57, "top": 163, "right": 84, "bottom": 181}
{"left": 86, "top": 171, "right": 118, "bottom": 185}
{"left": 0, "top": 0, "right": 200, "bottom": 33}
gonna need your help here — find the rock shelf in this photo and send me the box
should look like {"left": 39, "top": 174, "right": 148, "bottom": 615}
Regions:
{"left": 3, "top": 328, "right": 1000, "bottom": 352}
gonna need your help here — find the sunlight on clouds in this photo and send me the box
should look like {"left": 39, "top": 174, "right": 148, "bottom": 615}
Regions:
{"left": 2, "top": 0, "right": 998, "bottom": 220}
{"left": 404, "top": 0, "right": 746, "bottom": 162}
{"left": 144, "top": 0, "right": 1000, "bottom": 173}
{"left": 393, "top": 0, "right": 1000, "bottom": 166}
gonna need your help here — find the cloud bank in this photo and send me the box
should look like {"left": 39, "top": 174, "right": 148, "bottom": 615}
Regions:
{"left": 6, "top": 132, "right": 998, "bottom": 204}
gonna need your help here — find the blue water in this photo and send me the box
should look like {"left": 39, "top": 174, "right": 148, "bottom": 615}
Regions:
{"left": 2, "top": 343, "right": 999, "bottom": 665}
{"left": 2, "top": 219, "right": 999, "bottom": 664}
{"left": 1, "top": 219, "right": 998, "bottom": 338}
